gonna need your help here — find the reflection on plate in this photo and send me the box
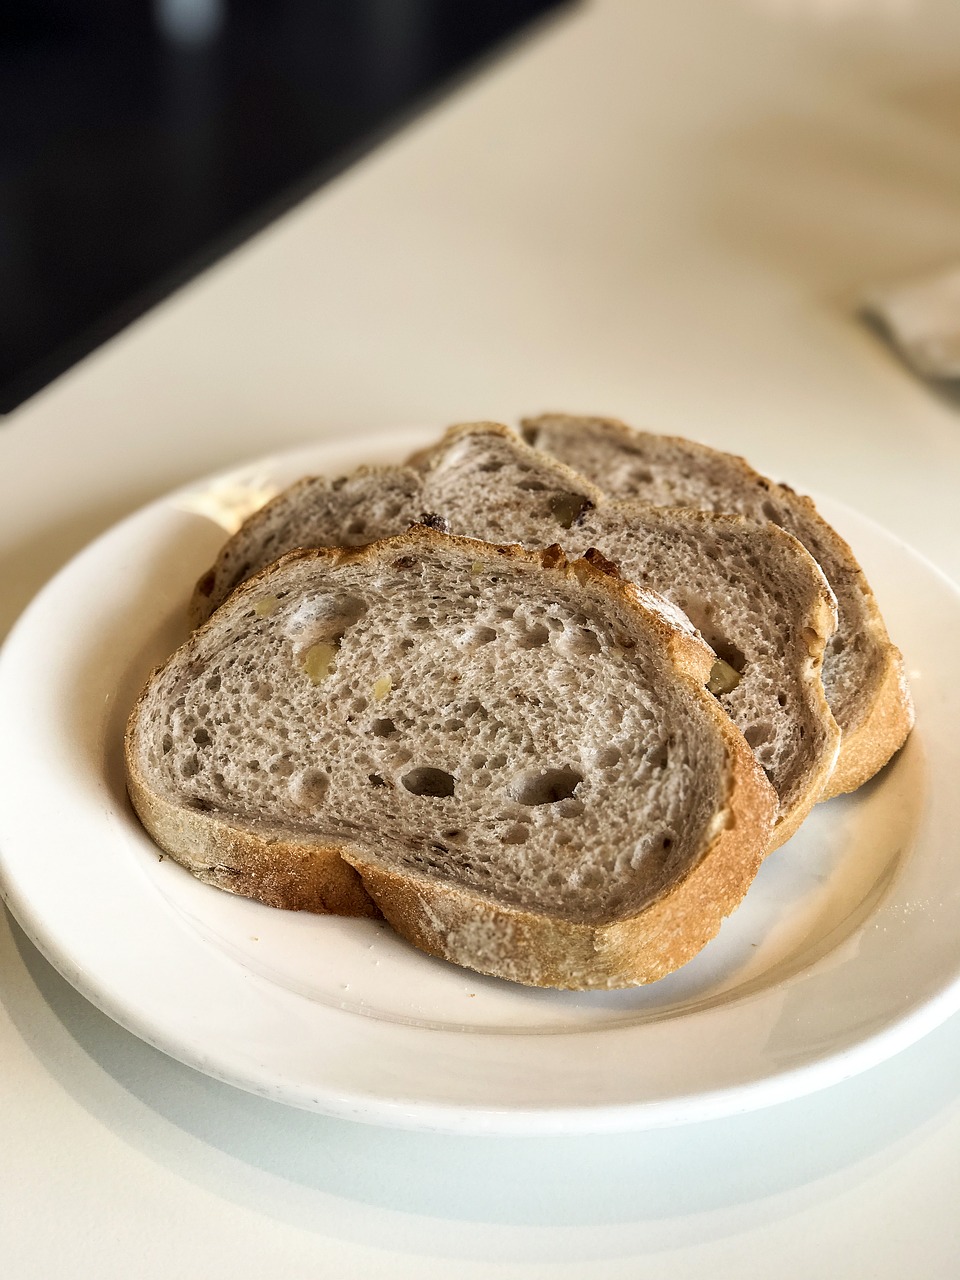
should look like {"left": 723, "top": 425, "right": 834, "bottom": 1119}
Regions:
{"left": 0, "top": 429, "right": 957, "bottom": 1133}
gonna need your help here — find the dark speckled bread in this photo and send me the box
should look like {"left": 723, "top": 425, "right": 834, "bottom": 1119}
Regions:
{"left": 411, "top": 424, "right": 841, "bottom": 848}
{"left": 126, "top": 529, "right": 776, "bottom": 989}
{"left": 189, "top": 423, "right": 842, "bottom": 848}
{"left": 522, "top": 412, "right": 914, "bottom": 797}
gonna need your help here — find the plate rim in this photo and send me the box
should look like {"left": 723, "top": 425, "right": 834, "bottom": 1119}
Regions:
{"left": 1, "top": 428, "right": 958, "bottom": 1134}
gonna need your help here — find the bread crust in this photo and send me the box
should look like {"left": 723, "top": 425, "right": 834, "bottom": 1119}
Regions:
{"left": 125, "top": 729, "right": 381, "bottom": 917}
{"left": 820, "top": 642, "right": 914, "bottom": 798}
{"left": 125, "top": 528, "right": 776, "bottom": 985}
{"left": 763, "top": 576, "right": 840, "bottom": 850}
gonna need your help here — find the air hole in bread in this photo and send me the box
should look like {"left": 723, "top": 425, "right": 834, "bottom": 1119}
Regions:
{"left": 556, "top": 626, "right": 601, "bottom": 657}
{"left": 761, "top": 500, "right": 784, "bottom": 527}
{"left": 289, "top": 768, "right": 329, "bottom": 807}
{"left": 559, "top": 797, "right": 585, "bottom": 818}
{"left": 518, "top": 478, "right": 548, "bottom": 491}
{"left": 180, "top": 753, "right": 200, "bottom": 779}
{"left": 504, "top": 824, "right": 529, "bottom": 845}
{"left": 285, "top": 593, "right": 367, "bottom": 649}
{"left": 401, "top": 767, "right": 456, "bottom": 798}
{"left": 205, "top": 674, "right": 221, "bottom": 693}
{"left": 515, "top": 623, "right": 550, "bottom": 648}
{"left": 368, "top": 773, "right": 387, "bottom": 788}
{"left": 711, "top": 637, "right": 747, "bottom": 675}
{"left": 346, "top": 519, "right": 366, "bottom": 536}
{"left": 628, "top": 466, "right": 653, "bottom": 485}
{"left": 745, "top": 722, "right": 773, "bottom": 748}
{"left": 549, "top": 491, "right": 593, "bottom": 529}
{"left": 777, "top": 692, "right": 787, "bottom": 707}
{"left": 510, "top": 766, "right": 582, "bottom": 806}
{"left": 478, "top": 461, "right": 503, "bottom": 472}
{"left": 193, "top": 727, "right": 211, "bottom": 747}
{"left": 462, "top": 625, "right": 497, "bottom": 648}
{"left": 161, "top": 734, "right": 173, "bottom": 754}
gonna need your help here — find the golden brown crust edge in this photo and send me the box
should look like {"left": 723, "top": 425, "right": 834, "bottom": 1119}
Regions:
{"left": 344, "top": 697, "right": 774, "bottom": 989}
{"left": 764, "top": 584, "right": 842, "bottom": 851}
{"left": 124, "top": 736, "right": 381, "bottom": 917}
{"left": 820, "top": 642, "right": 914, "bottom": 798}
{"left": 778, "top": 488, "right": 914, "bottom": 794}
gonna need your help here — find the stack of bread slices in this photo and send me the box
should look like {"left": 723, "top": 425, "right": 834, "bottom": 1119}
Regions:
{"left": 125, "top": 416, "right": 913, "bottom": 989}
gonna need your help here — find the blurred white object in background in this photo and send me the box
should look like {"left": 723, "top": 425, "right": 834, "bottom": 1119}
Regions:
{"left": 154, "top": 0, "right": 225, "bottom": 45}
{"left": 864, "top": 266, "right": 960, "bottom": 379}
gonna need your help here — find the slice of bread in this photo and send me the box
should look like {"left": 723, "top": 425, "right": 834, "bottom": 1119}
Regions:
{"left": 126, "top": 529, "right": 776, "bottom": 988}
{"left": 190, "top": 423, "right": 840, "bottom": 848}
{"left": 413, "top": 424, "right": 840, "bottom": 848}
{"left": 522, "top": 413, "right": 914, "bottom": 797}
{"left": 190, "top": 466, "right": 423, "bottom": 628}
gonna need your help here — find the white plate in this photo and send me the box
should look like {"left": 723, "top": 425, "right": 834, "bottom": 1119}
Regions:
{"left": 0, "top": 429, "right": 956, "bottom": 1134}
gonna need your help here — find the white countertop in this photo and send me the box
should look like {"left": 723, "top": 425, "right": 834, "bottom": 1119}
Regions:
{"left": 3, "top": 1, "right": 960, "bottom": 1275}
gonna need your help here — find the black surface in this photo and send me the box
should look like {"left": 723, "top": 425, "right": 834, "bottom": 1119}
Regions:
{"left": 0, "top": 0, "right": 567, "bottom": 412}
